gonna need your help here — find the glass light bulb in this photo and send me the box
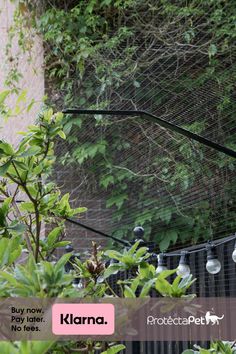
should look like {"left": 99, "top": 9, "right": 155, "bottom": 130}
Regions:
{"left": 232, "top": 249, "right": 236, "bottom": 263}
{"left": 177, "top": 264, "right": 190, "bottom": 278}
{"left": 72, "top": 281, "right": 83, "bottom": 289}
{"left": 206, "top": 259, "right": 221, "bottom": 274}
{"left": 156, "top": 265, "right": 168, "bottom": 274}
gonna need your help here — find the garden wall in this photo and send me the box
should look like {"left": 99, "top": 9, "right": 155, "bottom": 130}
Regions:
{"left": 0, "top": 0, "right": 44, "bottom": 145}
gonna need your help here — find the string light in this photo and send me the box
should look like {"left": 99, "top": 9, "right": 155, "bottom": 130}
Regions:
{"left": 232, "top": 241, "right": 236, "bottom": 263}
{"left": 57, "top": 219, "right": 236, "bottom": 277}
{"left": 133, "top": 226, "right": 145, "bottom": 239}
{"left": 156, "top": 253, "right": 168, "bottom": 274}
{"left": 131, "top": 227, "right": 236, "bottom": 276}
{"left": 206, "top": 244, "right": 221, "bottom": 274}
{"left": 177, "top": 251, "right": 191, "bottom": 278}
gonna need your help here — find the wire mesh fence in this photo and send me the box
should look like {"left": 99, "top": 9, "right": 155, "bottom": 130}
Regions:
{"left": 48, "top": 2, "right": 236, "bottom": 352}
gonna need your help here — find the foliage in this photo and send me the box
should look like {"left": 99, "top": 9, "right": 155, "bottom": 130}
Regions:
{"left": 0, "top": 108, "right": 86, "bottom": 262}
{"left": 154, "top": 271, "right": 196, "bottom": 298}
{"left": 117, "top": 266, "right": 196, "bottom": 299}
{"left": 101, "top": 344, "right": 126, "bottom": 354}
{"left": 102, "top": 240, "right": 150, "bottom": 279}
{"left": 0, "top": 254, "right": 77, "bottom": 297}
{"left": 15, "top": 0, "right": 236, "bottom": 251}
{"left": 0, "top": 340, "right": 125, "bottom": 354}
{"left": 182, "top": 341, "right": 236, "bottom": 354}
{"left": 71, "top": 240, "right": 196, "bottom": 299}
{"left": 0, "top": 109, "right": 196, "bottom": 349}
{"left": 0, "top": 105, "right": 131, "bottom": 352}
{"left": 0, "top": 341, "right": 54, "bottom": 354}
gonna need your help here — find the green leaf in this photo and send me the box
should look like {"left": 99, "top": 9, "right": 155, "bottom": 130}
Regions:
{"left": 135, "top": 247, "right": 148, "bottom": 258}
{"left": 20, "top": 202, "right": 35, "bottom": 213}
{"left": 55, "top": 253, "right": 72, "bottom": 272}
{"left": 53, "top": 241, "right": 71, "bottom": 248}
{"left": 43, "top": 108, "right": 53, "bottom": 122}
{"left": 157, "top": 269, "right": 177, "bottom": 279}
{"left": 139, "top": 263, "right": 155, "bottom": 279}
{"left": 8, "top": 246, "right": 22, "bottom": 264}
{"left": 124, "top": 285, "right": 136, "bottom": 298}
{"left": 106, "top": 194, "right": 128, "bottom": 210}
{"left": 208, "top": 44, "right": 217, "bottom": 57}
{"left": 60, "top": 193, "right": 70, "bottom": 208}
{"left": 30, "top": 341, "right": 55, "bottom": 354}
{"left": 0, "top": 160, "right": 11, "bottom": 176}
{"left": 101, "top": 344, "right": 126, "bottom": 354}
{"left": 0, "top": 90, "right": 10, "bottom": 105}
{"left": 0, "top": 141, "right": 14, "bottom": 155}
{"left": 172, "top": 275, "right": 181, "bottom": 291}
{"left": 199, "top": 350, "right": 211, "bottom": 354}
{"left": 57, "top": 130, "right": 66, "bottom": 139}
{"left": 73, "top": 207, "right": 87, "bottom": 215}
{"left": 0, "top": 342, "right": 18, "bottom": 354}
{"left": 8, "top": 222, "right": 26, "bottom": 233}
{"left": 129, "top": 240, "right": 142, "bottom": 255}
{"left": 47, "top": 227, "right": 62, "bottom": 248}
{"left": 133, "top": 80, "right": 140, "bottom": 88}
{"left": 155, "top": 277, "right": 172, "bottom": 296}
{"left": 0, "top": 197, "right": 12, "bottom": 218}
{"left": 140, "top": 279, "right": 154, "bottom": 297}
{"left": 0, "top": 270, "right": 18, "bottom": 285}
{"left": 104, "top": 250, "right": 123, "bottom": 260}
{"left": 100, "top": 175, "right": 115, "bottom": 189}
{"left": 101, "top": 263, "right": 124, "bottom": 280}
{"left": 130, "top": 277, "right": 140, "bottom": 293}
{"left": 159, "top": 208, "right": 172, "bottom": 224}
{"left": 26, "top": 98, "right": 35, "bottom": 112}
{"left": 19, "top": 146, "right": 41, "bottom": 157}
{"left": 159, "top": 230, "right": 178, "bottom": 251}
{"left": 179, "top": 275, "right": 196, "bottom": 291}
{"left": 13, "top": 160, "right": 28, "bottom": 171}
{"left": 16, "top": 89, "right": 27, "bottom": 105}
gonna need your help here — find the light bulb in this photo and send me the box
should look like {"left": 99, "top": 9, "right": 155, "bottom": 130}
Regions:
{"left": 232, "top": 245, "right": 236, "bottom": 263}
{"left": 177, "top": 264, "right": 191, "bottom": 278}
{"left": 206, "top": 259, "right": 221, "bottom": 274}
{"left": 156, "top": 253, "right": 168, "bottom": 274}
{"left": 133, "top": 226, "right": 145, "bottom": 238}
{"left": 156, "top": 265, "right": 168, "bottom": 274}
{"left": 206, "top": 244, "right": 221, "bottom": 274}
{"left": 177, "top": 251, "right": 190, "bottom": 278}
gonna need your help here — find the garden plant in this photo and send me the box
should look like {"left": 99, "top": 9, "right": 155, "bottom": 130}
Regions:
{"left": 0, "top": 108, "right": 196, "bottom": 353}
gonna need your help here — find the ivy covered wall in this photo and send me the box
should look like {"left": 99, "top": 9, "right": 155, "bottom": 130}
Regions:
{"left": 12, "top": 0, "right": 236, "bottom": 253}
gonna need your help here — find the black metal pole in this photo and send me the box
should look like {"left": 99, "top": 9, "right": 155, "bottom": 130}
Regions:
{"left": 65, "top": 217, "right": 131, "bottom": 246}
{"left": 62, "top": 109, "right": 236, "bottom": 159}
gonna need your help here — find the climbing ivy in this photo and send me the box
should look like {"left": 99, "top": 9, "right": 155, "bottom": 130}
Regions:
{"left": 7, "top": 0, "right": 236, "bottom": 250}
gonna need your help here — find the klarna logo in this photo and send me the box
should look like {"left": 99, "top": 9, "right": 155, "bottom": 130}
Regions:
{"left": 147, "top": 311, "right": 224, "bottom": 326}
{"left": 60, "top": 313, "right": 107, "bottom": 325}
{"left": 52, "top": 303, "right": 115, "bottom": 335}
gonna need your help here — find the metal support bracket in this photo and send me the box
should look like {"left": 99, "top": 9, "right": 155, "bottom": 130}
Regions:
{"left": 62, "top": 108, "right": 236, "bottom": 159}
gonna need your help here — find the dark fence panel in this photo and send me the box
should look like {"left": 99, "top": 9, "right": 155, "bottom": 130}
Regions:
{"left": 108, "top": 236, "right": 236, "bottom": 354}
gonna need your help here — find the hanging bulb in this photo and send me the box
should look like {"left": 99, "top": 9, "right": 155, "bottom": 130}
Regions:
{"left": 133, "top": 226, "right": 145, "bottom": 239}
{"left": 232, "top": 241, "right": 236, "bottom": 263}
{"left": 156, "top": 253, "right": 168, "bottom": 274}
{"left": 177, "top": 251, "right": 190, "bottom": 278}
{"left": 206, "top": 244, "right": 221, "bottom": 274}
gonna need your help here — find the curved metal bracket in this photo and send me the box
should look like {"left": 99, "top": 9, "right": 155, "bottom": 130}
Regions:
{"left": 62, "top": 108, "right": 236, "bottom": 159}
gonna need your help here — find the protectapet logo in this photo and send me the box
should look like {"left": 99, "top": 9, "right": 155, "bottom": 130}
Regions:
{"left": 205, "top": 311, "right": 224, "bottom": 325}
{"left": 147, "top": 311, "right": 224, "bottom": 326}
